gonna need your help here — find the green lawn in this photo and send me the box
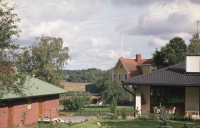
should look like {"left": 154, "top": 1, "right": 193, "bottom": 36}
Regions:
{"left": 60, "top": 105, "right": 134, "bottom": 111}
{"left": 28, "top": 119, "right": 200, "bottom": 128}
{"left": 71, "top": 118, "right": 200, "bottom": 128}
{"left": 59, "top": 105, "right": 134, "bottom": 116}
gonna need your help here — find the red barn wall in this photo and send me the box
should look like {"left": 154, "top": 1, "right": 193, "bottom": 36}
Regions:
{"left": 44, "top": 95, "right": 59, "bottom": 118}
{"left": 0, "top": 101, "right": 8, "bottom": 128}
{"left": 0, "top": 94, "right": 60, "bottom": 128}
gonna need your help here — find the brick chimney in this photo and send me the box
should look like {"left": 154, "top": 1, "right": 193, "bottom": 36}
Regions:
{"left": 136, "top": 54, "right": 141, "bottom": 63}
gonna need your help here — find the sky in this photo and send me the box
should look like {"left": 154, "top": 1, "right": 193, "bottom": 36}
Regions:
{"left": 11, "top": 0, "right": 200, "bottom": 70}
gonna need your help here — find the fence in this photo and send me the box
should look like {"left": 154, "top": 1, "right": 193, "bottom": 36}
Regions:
{"left": 59, "top": 110, "right": 135, "bottom": 116}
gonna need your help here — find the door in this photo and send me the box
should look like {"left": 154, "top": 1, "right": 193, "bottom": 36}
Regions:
{"left": 8, "top": 101, "right": 14, "bottom": 127}
{"left": 38, "top": 97, "right": 44, "bottom": 117}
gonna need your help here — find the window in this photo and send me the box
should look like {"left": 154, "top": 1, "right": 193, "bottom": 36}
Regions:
{"left": 118, "top": 73, "right": 121, "bottom": 81}
{"left": 28, "top": 98, "right": 32, "bottom": 110}
{"left": 150, "top": 87, "right": 185, "bottom": 106}
{"left": 124, "top": 73, "right": 127, "bottom": 80}
{"left": 113, "top": 73, "right": 115, "bottom": 79}
{"left": 120, "top": 65, "right": 123, "bottom": 68}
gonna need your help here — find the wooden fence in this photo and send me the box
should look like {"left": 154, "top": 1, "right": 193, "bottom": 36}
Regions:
{"left": 59, "top": 110, "right": 135, "bottom": 116}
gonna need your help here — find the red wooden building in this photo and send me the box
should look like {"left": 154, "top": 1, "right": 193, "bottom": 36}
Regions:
{"left": 0, "top": 76, "right": 67, "bottom": 128}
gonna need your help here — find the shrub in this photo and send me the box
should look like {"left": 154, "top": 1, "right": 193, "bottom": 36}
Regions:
{"left": 122, "top": 107, "right": 127, "bottom": 119}
{"left": 111, "top": 113, "right": 118, "bottom": 119}
{"left": 111, "top": 98, "right": 116, "bottom": 114}
{"left": 148, "top": 114, "right": 158, "bottom": 120}
{"left": 182, "top": 122, "right": 189, "bottom": 128}
{"left": 62, "top": 91, "right": 92, "bottom": 110}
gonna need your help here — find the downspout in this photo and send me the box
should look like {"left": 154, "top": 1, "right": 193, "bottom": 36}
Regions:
{"left": 122, "top": 82, "right": 136, "bottom": 117}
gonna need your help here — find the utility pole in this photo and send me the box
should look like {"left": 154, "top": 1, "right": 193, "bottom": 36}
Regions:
{"left": 189, "top": 21, "right": 200, "bottom": 35}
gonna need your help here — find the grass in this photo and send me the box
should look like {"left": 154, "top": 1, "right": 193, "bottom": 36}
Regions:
{"left": 59, "top": 105, "right": 135, "bottom": 116}
{"left": 71, "top": 118, "right": 200, "bottom": 128}
{"left": 28, "top": 118, "right": 200, "bottom": 128}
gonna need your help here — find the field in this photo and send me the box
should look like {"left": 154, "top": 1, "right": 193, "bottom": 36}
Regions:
{"left": 60, "top": 80, "right": 92, "bottom": 91}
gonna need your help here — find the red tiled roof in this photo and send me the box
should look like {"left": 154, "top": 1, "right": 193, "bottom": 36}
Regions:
{"left": 120, "top": 58, "right": 142, "bottom": 78}
{"left": 138, "top": 59, "right": 154, "bottom": 65}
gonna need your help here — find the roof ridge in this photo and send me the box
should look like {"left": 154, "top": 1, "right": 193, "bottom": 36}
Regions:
{"left": 123, "top": 63, "right": 184, "bottom": 80}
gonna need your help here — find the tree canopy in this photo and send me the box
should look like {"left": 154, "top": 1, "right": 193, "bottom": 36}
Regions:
{"left": 63, "top": 68, "right": 112, "bottom": 83}
{"left": 152, "top": 37, "right": 187, "bottom": 69}
{"left": 95, "top": 73, "right": 124, "bottom": 102}
{"left": 188, "top": 33, "right": 200, "bottom": 55}
{"left": 0, "top": 0, "right": 27, "bottom": 100}
{"left": 14, "top": 35, "right": 70, "bottom": 88}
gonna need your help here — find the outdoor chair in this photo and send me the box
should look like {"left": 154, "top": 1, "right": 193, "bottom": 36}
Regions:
{"left": 153, "top": 107, "right": 160, "bottom": 114}
{"left": 169, "top": 106, "right": 176, "bottom": 114}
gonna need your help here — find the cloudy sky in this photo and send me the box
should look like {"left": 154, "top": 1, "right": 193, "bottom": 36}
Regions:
{"left": 12, "top": 0, "right": 200, "bottom": 70}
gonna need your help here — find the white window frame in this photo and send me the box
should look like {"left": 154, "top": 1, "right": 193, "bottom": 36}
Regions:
{"left": 118, "top": 73, "right": 121, "bottom": 82}
{"left": 124, "top": 73, "right": 127, "bottom": 80}
{"left": 113, "top": 73, "right": 115, "bottom": 79}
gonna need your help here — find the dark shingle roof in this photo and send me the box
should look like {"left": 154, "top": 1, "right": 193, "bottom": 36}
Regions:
{"left": 122, "top": 63, "right": 200, "bottom": 86}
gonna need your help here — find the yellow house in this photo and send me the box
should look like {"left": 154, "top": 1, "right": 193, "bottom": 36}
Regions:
{"left": 112, "top": 54, "right": 153, "bottom": 105}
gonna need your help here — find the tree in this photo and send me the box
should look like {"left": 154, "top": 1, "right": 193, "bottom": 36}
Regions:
{"left": 0, "top": 0, "right": 27, "bottom": 100}
{"left": 152, "top": 37, "right": 187, "bottom": 69}
{"left": 188, "top": 33, "right": 200, "bottom": 55}
{"left": 14, "top": 35, "right": 70, "bottom": 88}
{"left": 62, "top": 91, "right": 92, "bottom": 110}
{"left": 95, "top": 73, "right": 124, "bottom": 103}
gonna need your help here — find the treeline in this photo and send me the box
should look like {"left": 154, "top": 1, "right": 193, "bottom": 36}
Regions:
{"left": 63, "top": 68, "right": 112, "bottom": 83}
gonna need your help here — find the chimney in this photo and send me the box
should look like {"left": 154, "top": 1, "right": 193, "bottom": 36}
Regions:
{"left": 136, "top": 54, "right": 141, "bottom": 63}
{"left": 186, "top": 55, "right": 200, "bottom": 73}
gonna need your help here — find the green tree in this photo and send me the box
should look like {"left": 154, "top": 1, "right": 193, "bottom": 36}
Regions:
{"left": 14, "top": 35, "right": 70, "bottom": 88}
{"left": 95, "top": 73, "right": 124, "bottom": 103}
{"left": 0, "top": 0, "right": 27, "bottom": 101}
{"left": 188, "top": 33, "right": 200, "bottom": 55}
{"left": 152, "top": 37, "right": 187, "bottom": 69}
{"left": 62, "top": 91, "right": 92, "bottom": 110}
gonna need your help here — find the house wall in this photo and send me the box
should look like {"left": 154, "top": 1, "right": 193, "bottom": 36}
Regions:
{"left": 113, "top": 60, "right": 127, "bottom": 82}
{"left": 141, "top": 86, "right": 150, "bottom": 114}
{"left": 0, "top": 94, "right": 60, "bottom": 128}
{"left": 44, "top": 95, "right": 59, "bottom": 118}
{"left": 13, "top": 97, "right": 38, "bottom": 126}
{"left": 139, "top": 65, "right": 151, "bottom": 74}
{"left": 185, "top": 87, "right": 199, "bottom": 111}
{"left": 113, "top": 61, "right": 132, "bottom": 102}
{"left": 0, "top": 101, "right": 8, "bottom": 128}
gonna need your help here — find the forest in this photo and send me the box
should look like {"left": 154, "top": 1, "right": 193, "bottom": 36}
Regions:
{"left": 63, "top": 68, "right": 112, "bottom": 83}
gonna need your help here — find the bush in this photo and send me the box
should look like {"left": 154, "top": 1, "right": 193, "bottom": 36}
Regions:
{"left": 111, "top": 113, "right": 118, "bottom": 119}
{"left": 122, "top": 107, "right": 127, "bottom": 119}
{"left": 111, "top": 98, "right": 116, "bottom": 114}
{"left": 62, "top": 91, "right": 92, "bottom": 110}
{"left": 148, "top": 114, "right": 158, "bottom": 120}
{"left": 182, "top": 122, "right": 189, "bottom": 128}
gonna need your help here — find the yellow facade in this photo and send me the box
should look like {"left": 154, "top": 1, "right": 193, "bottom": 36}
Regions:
{"left": 139, "top": 65, "right": 151, "bottom": 74}
{"left": 113, "top": 60, "right": 152, "bottom": 103}
{"left": 113, "top": 60, "right": 127, "bottom": 82}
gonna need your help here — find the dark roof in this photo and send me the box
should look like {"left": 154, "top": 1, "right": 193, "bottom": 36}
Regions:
{"left": 122, "top": 63, "right": 200, "bottom": 86}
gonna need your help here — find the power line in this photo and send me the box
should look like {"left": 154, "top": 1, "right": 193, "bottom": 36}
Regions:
{"left": 22, "top": 8, "right": 200, "bottom": 33}
{"left": 19, "top": 4, "right": 199, "bottom": 29}
{"left": 16, "top": 0, "right": 70, "bottom": 9}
